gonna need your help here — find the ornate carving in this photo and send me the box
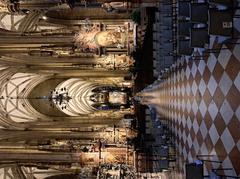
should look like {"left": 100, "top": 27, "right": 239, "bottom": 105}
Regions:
{"left": 98, "top": 164, "right": 135, "bottom": 179}
{"left": 94, "top": 28, "right": 126, "bottom": 48}
{"left": 75, "top": 24, "right": 130, "bottom": 52}
{"left": 102, "top": 2, "right": 129, "bottom": 13}
{"left": 74, "top": 24, "right": 100, "bottom": 53}
{"left": 0, "top": 0, "right": 9, "bottom": 12}
{"left": 96, "top": 54, "right": 135, "bottom": 70}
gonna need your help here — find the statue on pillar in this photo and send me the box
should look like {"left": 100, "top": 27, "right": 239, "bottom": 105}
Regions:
{"left": 101, "top": 2, "right": 129, "bottom": 13}
{"left": 0, "top": 1, "right": 8, "bottom": 12}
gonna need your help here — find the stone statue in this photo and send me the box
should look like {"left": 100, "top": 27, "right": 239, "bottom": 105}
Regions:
{"left": 0, "top": 1, "right": 8, "bottom": 12}
{"left": 101, "top": 2, "right": 129, "bottom": 13}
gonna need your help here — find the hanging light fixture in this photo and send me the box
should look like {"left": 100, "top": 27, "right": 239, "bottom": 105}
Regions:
{"left": 50, "top": 88, "right": 72, "bottom": 110}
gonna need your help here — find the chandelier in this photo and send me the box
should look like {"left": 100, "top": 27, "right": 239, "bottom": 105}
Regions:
{"left": 50, "top": 87, "right": 72, "bottom": 110}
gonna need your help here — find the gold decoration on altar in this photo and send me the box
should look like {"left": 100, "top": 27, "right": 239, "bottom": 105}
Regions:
{"left": 109, "top": 91, "right": 127, "bottom": 104}
{"left": 94, "top": 30, "right": 126, "bottom": 48}
{"left": 75, "top": 25, "right": 100, "bottom": 52}
{"left": 96, "top": 54, "right": 135, "bottom": 70}
{"left": 75, "top": 25, "right": 130, "bottom": 51}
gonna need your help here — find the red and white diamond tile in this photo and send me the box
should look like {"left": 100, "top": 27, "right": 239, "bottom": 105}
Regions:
{"left": 144, "top": 38, "right": 240, "bottom": 177}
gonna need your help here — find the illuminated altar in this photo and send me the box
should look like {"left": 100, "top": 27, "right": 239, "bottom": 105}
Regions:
{"left": 75, "top": 23, "right": 134, "bottom": 52}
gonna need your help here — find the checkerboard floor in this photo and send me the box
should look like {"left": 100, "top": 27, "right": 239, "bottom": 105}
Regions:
{"left": 143, "top": 11, "right": 240, "bottom": 178}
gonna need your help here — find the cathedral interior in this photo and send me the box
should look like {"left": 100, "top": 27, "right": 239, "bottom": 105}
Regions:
{"left": 0, "top": 0, "right": 239, "bottom": 179}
